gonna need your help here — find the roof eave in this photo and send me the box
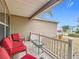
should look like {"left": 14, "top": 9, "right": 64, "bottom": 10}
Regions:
{"left": 29, "top": 0, "right": 62, "bottom": 20}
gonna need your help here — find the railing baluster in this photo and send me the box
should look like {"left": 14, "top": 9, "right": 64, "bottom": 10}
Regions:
{"left": 29, "top": 32, "right": 31, "bottom": 41}
{"left": 60, "top": 41, "right": 62, "bottom": 59}
{"left": 68, "top": 40, "right": 73, "bottom": 59}
{"left": 52, "top": 40, "right": 54, "bottom": 52}
{"left": 39, "top": 33, "right": 40, "bottom": 42}
{"left": 54, "top": 41, "right": 55, "bottom": 54}
{"left": 64, "top": 43, "right": 66, "bottom": 59}
{"left": 57, "top": 41, "right": 58, "bottom": 55}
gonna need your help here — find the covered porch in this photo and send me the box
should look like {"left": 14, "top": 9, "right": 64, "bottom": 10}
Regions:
{"left": 0, "top": 0, "right": 73, "bottom": 59}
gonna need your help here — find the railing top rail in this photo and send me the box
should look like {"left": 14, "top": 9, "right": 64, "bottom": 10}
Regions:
{"left": 31, "top": 32, "right": 68, "bottom": 44}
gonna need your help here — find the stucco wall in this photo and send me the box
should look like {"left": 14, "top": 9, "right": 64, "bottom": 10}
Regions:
{"left": 10, "top": 15, "right": 57, "bottom": 38}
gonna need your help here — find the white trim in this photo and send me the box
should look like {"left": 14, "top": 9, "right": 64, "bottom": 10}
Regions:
{"left": 0, "top": 22, "right": 8, "bottom": 26}
{"left": 4, "top": 8, "right": 7, "bottom": 37}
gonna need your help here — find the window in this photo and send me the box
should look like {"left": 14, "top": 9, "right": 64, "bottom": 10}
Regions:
{"left": 0, "top": 0, "right": 10, "bottom": 42}
{"left": 0, "top": 24, "right": 4, "bottom": 41}
{"left": 0, "top": 0, "right": 5, "bottom": 23}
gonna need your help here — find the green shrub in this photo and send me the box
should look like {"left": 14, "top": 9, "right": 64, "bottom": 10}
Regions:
{"left": 75, "top": 28, "right": 79, "bottom": 34}
{"left": 68, "top": 34, "right": 79, "bottom": 38}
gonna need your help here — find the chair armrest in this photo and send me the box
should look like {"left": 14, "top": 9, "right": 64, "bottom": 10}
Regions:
{"left": 5, "top": 45, "right": 25, "bottom": 50}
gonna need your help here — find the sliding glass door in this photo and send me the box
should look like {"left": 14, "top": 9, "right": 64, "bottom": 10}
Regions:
{"left": 0, "top": 0, "right": 10, "bottom": 42}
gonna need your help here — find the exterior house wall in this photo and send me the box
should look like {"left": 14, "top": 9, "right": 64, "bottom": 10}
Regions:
{"left": 10, "top": 15, "right": 57, "bottom": 38}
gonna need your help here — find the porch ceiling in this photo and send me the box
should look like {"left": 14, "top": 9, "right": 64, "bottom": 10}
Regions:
{"left": 5, "top": 0, "right": 60, "bottom": 18}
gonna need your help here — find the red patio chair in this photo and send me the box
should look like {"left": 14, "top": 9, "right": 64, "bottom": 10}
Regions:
{"left": 1, "top": 36, "right": 26, "bottom": 56}
{"left": 0, "top": 47, "right": 37, "bottom": 59}
{"left": 0, "top": 47, "right": 10, "bottom": 59}
{"left": 11, "top": 33, "right": 26, "bottom": 41}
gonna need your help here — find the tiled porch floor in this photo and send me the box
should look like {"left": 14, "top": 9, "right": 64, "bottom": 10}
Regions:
{"left": 12, "top": 41, "right": 53, "bottom": 59}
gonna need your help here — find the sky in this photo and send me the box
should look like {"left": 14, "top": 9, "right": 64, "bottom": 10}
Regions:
{"left": 38, "top": 0, "right": 79, "bottom": 29}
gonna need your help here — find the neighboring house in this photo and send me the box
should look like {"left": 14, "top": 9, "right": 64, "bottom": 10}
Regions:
{"left": 10, "top": 16, "right": 58, "bottom": 38}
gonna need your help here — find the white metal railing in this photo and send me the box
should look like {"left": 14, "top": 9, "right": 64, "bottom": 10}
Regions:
{"left": 29, "top": 32, "right": 73, "bottom": 59}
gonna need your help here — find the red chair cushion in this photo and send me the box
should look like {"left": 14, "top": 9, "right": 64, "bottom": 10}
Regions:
{"left": 1, "top": 37, "right": 13, "bottom": 51}
{"left": 13, "top": 41, "right": 24, "bottom": 48}
{"left": 11, "top": 33, "right": 25, "bottom": 41}
{"left": 11, "top": 33, "right": 20, "bottom": 40}
{"left": 0, "top": 47, "right": 10, "bottom": 59}
{"left": 21, "top": 54, "right": 37, "bottom": 59}
{"left": 9, "top": 46, "right": 26, "bottom": 55}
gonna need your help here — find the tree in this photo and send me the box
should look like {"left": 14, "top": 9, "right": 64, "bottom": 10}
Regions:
{"left": 62, "top": 25, "right": 70, "bottom": 32}
{"left": 75, "top": 28, "right": 79, "bottom": 33}
{"left": 46, "top": 9, "right": 53, "bottom": 17}
{"left": 77, "top": 17, "right": 79, "bottom": 27}
{"left": 75, "top": 18, "right": 79, "bottom": 34}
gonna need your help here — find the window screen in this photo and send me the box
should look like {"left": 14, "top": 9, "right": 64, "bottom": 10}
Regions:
{"left": 0, "top": 24, "right": 4, "bottom": 42}
{"left": 0, "top": 0, "right": 5, "bottom": 23}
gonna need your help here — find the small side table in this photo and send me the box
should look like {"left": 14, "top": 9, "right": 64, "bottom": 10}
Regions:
{"left": 31, "top": 40, "right": 44, "bottom": 54}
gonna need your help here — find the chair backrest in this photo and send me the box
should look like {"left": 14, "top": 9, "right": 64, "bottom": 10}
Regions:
{"left": 7, "top": 36, "right": 13, "bottom": 44}
{"left": 0, "top": 47, "right": 11, "bottom": 59}
{"left": 11, "top": 33, "right": 20, "bottom": 39}
{"left": 1, "top": 36, "right": 13, "bottom": 51}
